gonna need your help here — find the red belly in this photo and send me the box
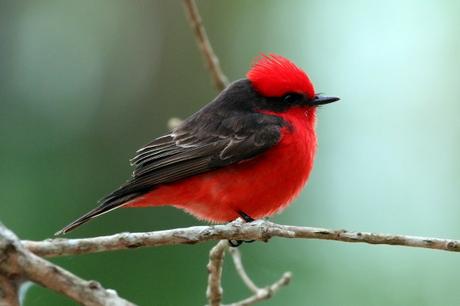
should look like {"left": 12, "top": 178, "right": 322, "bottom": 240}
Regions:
{"left": 125, "top": 107, "right": 317, "bottom": 222}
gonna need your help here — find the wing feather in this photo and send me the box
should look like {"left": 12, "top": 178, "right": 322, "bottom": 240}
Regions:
{"left": 57, "top": 110, "right": 285, "bottom": 234}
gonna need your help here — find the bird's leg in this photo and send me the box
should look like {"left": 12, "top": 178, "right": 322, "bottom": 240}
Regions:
{"left": 237, "top": 210, "right": 255, "bottom": 222}
{"left": 228, "top": 210, "right": 255, "bottom": 247}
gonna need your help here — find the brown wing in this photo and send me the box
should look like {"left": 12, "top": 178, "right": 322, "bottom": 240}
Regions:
{"left": 56, "top": 111, "right": 284, "bottom": 235}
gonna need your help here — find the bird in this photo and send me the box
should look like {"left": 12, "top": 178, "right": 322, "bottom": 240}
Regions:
{"left": 56, "top": 54, "right": 339, "bottom": 235}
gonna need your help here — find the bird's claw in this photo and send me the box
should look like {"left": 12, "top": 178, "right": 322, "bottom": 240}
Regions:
{"left": 228, "top": 210, "right": 256, "bottom": 247}
{"left": 227, "top": 239, "right": 256, "bottom": 247}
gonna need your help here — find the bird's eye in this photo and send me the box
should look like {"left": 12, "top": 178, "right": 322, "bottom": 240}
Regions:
{"left": 282, "top": 94, "right": 301, "bottom": 104}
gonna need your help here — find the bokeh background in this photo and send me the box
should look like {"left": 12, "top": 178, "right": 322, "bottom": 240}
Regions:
{"left": 1, "top": 0, "right": 460, "bottom": 305}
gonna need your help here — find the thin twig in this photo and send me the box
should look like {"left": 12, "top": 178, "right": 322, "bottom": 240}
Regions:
{"left": 207, "top": 240, "right": 228, "bottom": 306}
{"left": 228, "top": 248, "right": 259, "bottom": 293}
{"left": 225, "top": 273, "right": 292, "bottom": 306}
{"left": 23, "top": 220, "right": 460, "bottom": 258}
{"left": 0, "top": 224, "right": 135, "bottom": 306}
{"left": 227, "top": 248, "right": 291, "bottom": 306}
{"left": 182, "top": 0, "right": 229, "bottom": 91}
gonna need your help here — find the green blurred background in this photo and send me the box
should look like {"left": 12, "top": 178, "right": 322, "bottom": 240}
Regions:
{"left": 1, "top": 0, "right": 460, "bottom": 305}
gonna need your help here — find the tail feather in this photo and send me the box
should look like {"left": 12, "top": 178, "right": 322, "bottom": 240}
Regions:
{"left": 55, "top": 193, "right": 141, "bottom": 235}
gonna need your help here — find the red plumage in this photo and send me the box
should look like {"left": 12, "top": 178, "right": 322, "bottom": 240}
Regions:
{"left": 57, "top": 54, "right": 338, "bottom": 234}
{"left": 247, "top": 54, "right": 315, "bottom": 99}
{"left": 124, "top": 107, "right": 317, "bottom": 222}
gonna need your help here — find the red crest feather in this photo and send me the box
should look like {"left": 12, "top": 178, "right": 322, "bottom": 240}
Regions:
{"left": 246, "top": 54, "right": 315, "bottom": 99}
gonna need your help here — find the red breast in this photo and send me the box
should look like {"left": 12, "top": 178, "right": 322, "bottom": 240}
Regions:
{"left": 125, "top": 106, "right": 317, "bottom": 222}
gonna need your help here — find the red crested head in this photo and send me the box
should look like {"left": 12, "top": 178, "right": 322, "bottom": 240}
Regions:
{"left": 246, "top": 54, "right": 315, "bottom": 100}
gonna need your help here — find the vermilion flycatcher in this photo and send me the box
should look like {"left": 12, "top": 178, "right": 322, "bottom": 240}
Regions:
{"left": 57, "top": 54, "right": 339, "bottom": 235}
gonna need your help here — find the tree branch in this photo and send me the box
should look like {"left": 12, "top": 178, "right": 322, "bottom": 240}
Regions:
{"left": 207, "top": 240, "right": 228, "bottom": 306}
{"left": 225, "top": 272, "right": 291, "bottom": 306}
{"left": 205, "top": 241, "right": 291, "bottom": 306}
{"left": 23, "top": 220, "right": 460, "bottom": 258}
{"left": 3, "top": 2, "right": 459, "bottom": 305}
{"left": 0, "top": 274, "right": 21, "bottom": 306}
{"left": 227, "top": 248, "right": 291, "bottom": 306}
{"left": 0, "top": 223, "right": 135, "bottom": 306}
{"left": 228, "top": 248, "right": 259, "bottom": 293}
{"left": 182, "top": 0, "right": 229, "bottom": 91}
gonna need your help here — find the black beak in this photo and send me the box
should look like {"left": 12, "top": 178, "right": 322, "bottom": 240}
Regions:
{"left": 310, "top": 95, "right": 340, "bottom": 106}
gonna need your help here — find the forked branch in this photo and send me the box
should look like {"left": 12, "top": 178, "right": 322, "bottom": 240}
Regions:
{"left": 227, "top": 248, "right": 291, "bottom": 306}
{"left": 0, "top": 223, "right": 135, "bottom": 306}
{"left": 206, "top": 241, "right": 291, "bottom": 306}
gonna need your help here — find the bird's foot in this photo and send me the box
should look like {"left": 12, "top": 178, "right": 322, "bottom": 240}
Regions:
{"left": 228, "top": 210, "right": 255, "bottom": 247}
{"left": 228, "top": 239, "right": 255, "bottom": 247}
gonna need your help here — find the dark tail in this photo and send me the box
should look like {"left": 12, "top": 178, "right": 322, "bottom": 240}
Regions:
{"left": 55, "top": 193, "right": 141, "bottom": 235}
